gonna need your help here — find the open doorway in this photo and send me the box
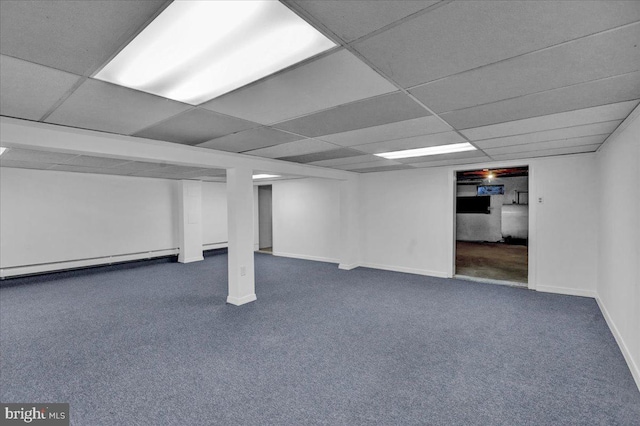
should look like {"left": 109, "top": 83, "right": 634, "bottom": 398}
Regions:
{"left": 258, "top": 185, "right": 273, "bottom": 253}
{"left": 454, "top": 167, "right": 529, "bottom": 285}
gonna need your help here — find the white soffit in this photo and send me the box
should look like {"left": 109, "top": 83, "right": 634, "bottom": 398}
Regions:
{"left": 318, "top": 115, "right": 452, "bottom": 147}
{"left": 202, "top": 50, "right": 397, "bottom": 125}
{"left": 461, "top": 100, "right": 639, "bottom": 141}
{"left": 483, "top": 134, "right": 608, "bottom": 156}
{"left": 353, "top": 0, "right": 640, "bottom": 88}
{"left": 243, "top": 139, "right": 336, "bottom": 159}
{"left": 94, "top": 1, "right": 336, "bottom": 105}
{"left": 474, "top": 120, "right": 622, "bottom": 149}
{"left": 353, "top": 131, "right": 467, "bottom": 154}
{"left": 0, "top": 55, "right": 81, "bottom": 121}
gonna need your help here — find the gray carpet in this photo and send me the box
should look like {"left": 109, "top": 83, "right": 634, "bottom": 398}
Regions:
{"left": 1, "top": 252, "right": 638, "bottom": 425}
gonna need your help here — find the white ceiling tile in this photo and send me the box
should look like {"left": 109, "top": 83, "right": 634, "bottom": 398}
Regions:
{"left": 490, "top": 144, "right": 601, "bottom": 161}
{"left": 442, "top": 71, "right": 640, "bottom": 130}
{"left": 410, "top": 155, "right": 493, "bottom": 168}
{"left": 45, "top": 79, "right": 190, "bottom": 135}
{"left": 296, "top": 0, "right": 438, "bottom": 41}
{"left": 110, "top": 162, "right": 173, "bottom": 172}
{"left": 198, "top": 127, "right": 302, "bottom": 153}
{"left": 274, "top": 92, "right": 429, "bottom": 137}
{"left": 474, "top": 121, "right": 621, "bottom": 149}
{"left": 352, "top": 131, "right": 467, "bottom": 154}
{"left": 318, "top": 116, "right": 452, "bottom": 147}
{"left": 484, "top": 135, "right": 608, "bottom": 156}
{"left": 354, "top": 164, "right": 417, "bottom": 173}
{"left": 201, "top": 50, "right": 397, "bottom": 124}
{"left": 134, "top": 108, "right": 258, "bottom": 146}
{"left": 308, "top": 154, "right": 382, "bottom": 167}
{"left": 63, "top": 156, "right": 132, "bottom": 168}
{"left": 47, "top": 164, "right": 136, "bottom": 175}
{"left": 461, "top": 100, "right": 639, "bottom": 141}
{"left": 0, "top": 160, "right": 52, "bottom": 170}
{"left": 333, "top": 159, "right": 403, "bottom": 170}
{"left": 394, "top": 149, "right": 488, "bottom": 164}
{"left": 278, "top": 148, "right": 363, "bottom": 163}
{"left": 0, "top": 0, "right": 166, "bottom": 75}
{"left": 410, "top": 23, "right": 640, "bottom": 113}
{"left": 0, "top": 148, "right": 78, "bottom": 164}
{"left": 244, "top": 139, "right": 336, "bottom": 159}
{"left": 0, "top": 55, "right": 81, "bottom": 121}
{"left": 353, "top": 1, "right": 640, "bottom": 88}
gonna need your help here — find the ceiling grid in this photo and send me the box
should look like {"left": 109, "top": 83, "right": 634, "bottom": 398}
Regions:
{"left": 0, "top": 0, "right": 638, "bottom": 179}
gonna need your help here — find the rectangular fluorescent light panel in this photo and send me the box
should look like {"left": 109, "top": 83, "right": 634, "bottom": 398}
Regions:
{"left": 253, "top": 174, "right": 280, "bottom": 180}
{"left": 94, "top": 1, "right": 336, "bottom": 105}
{"left": 375, "top": 143, "right": 477, "bottom": 160}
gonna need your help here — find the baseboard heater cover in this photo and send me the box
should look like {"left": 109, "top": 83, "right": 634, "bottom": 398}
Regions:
{"left": 1, "top": 248, "right": 180, "bottom": 279}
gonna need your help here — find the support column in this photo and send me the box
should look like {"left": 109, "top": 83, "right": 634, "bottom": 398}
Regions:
{"left": 339, "top": 175, "right": 360, "bottom": 270}
{"left": 226, "top": 167, "right": 257, "bottom": 306}
{"left": 178, "top": 180, "right": 204, "bottom": 263}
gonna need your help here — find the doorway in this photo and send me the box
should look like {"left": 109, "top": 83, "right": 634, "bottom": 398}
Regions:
{"left": 454, "top": 167, "right": 529, "bottom": 285}
{"left": 258, "top": 185, "right": 273, "bottom": 253}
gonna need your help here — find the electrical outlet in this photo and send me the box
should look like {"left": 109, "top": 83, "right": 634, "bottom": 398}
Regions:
{"left": 538, "top": 197, "right": 544, "bottom": 204}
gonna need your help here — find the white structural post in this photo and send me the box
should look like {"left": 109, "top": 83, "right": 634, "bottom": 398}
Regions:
{"left": 339, "top": 175, "right": 360, "bottom": 270}
{"left": 226, "top": 167, "right": 257, "bottom": 306}
{"left": 178, "top": 180, "right": 204, "bottom": 263}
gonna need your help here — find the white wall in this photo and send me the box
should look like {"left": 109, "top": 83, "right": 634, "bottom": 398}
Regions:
{"left": 359, "top": 167, "right": 452, "bottom": 276}
{"left": 532, "top": 154, "right": 598, "bottom": 296}
{"left": 358, "top": 153, "right": 599, "bottom": 294}
{"left": 271, "top": 178, "right": 341, "bottom": 263}
{"left": 201, "top": 181, "right": 228, "bottom": 246}
{"left": 0, "top": 167, "right": 178, "bottom": 272}
{"left": 596, "top": 113, "right": 640, "bottom": 388}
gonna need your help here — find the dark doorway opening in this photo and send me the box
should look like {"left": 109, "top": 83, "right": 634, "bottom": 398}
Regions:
{"left": 258, "top": 185, "right": 273, "bottom": 253}
{"left": 454, "top": 166, "right": 529, "bottom": 285}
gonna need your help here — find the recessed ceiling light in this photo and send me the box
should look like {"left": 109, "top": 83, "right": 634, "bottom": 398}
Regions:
{"left": 94, "top": 1, "right": 336, "bottom": 105}
{"left": 374, "top": 143, "right": 476, "bottom": 160}
{"left": 253, "top": 174, "right": 280, "bottom": 180}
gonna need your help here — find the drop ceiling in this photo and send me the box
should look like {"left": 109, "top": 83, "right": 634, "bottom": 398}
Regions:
{"left": 0, "top": 0, "right": 638, "bottom": 179}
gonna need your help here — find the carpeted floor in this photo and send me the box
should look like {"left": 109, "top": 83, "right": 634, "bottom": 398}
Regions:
{"left": 1, "top": 252, "right": 638, "bottom": 425}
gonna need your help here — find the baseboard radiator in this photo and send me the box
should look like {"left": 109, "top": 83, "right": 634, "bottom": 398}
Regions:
{"left": 1, "top": 242, "right": 228, "bottom": 279}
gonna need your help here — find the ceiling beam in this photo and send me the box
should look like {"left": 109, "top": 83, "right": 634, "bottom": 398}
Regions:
{"left": 0, "top": 117, "right": 354, "bottom": 180}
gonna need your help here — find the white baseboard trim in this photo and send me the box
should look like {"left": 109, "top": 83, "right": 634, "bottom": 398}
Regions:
{"left": 203, "top": 242, "right": 228, "bottom": 250}
{"left": 178, "top": 255, "right": 204, "bottom": 264}
{"left": 227, "top": 293, "right": 257, "bottom": 306}
{"left": 597, "top": 297, "right": 640, "bottom": 392}
{"left": 272, "top": 251, "right": 339, "bottom": 264}
{"left": 536, "top": 285, "right": 596, "bottom": 298}
{"left": 0, "top": 248, "right": 179, "bottom": 278}
{"left": 338, "top": 263, "right": 359, "bottom": 271}
{"left": 359, "top": 262, "right": 448, "bottom": 278}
